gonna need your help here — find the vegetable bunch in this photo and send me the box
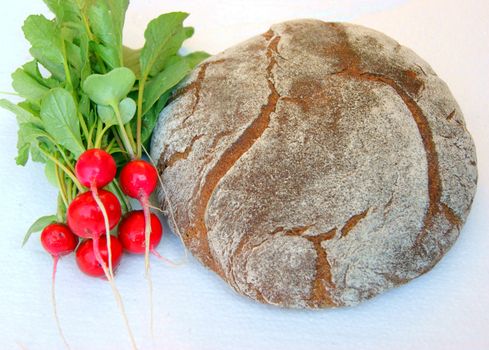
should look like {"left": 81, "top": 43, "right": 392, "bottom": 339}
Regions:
{"left": 0, "top": 1, "right": 209, "bottom": 348}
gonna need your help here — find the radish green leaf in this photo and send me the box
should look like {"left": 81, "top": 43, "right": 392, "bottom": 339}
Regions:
{"left": 97, "top": 97, "right": 136, "bottom": 126}
{"left": 83, "top": 67, "right": 135, "bottom": 105}
{"left": 142, "top": 51, "right": 209, "bottom": 114}
{"left": 22, "top": 15, "right": 66, "bottom": 81}
{"left": 140, "top": 12, "right": 189, "bottom": 78}
{"left": 40, "top": 88, "right": 85, "bottom": 156}
{"left": 12, "top": 68, "right": 49, "bottom": 103}
{"left": 22, "top": 215, "right": 57, "bottom": 247}
{"left": 0, "top": 99, "right": 41, "bottom": 126}
{"left": 88, "top": 0, "right": 129, "bottom": 69}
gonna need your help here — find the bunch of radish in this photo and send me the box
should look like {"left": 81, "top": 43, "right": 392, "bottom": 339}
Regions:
{"left": 41, "top": 149, "right": 163, "bottom": 349}
{"left": 1, "top": 1, "right": 206, "bottom": 348}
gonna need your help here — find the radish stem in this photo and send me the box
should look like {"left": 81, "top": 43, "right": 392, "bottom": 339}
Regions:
{"left": 112, "top": 130, "right": 130, "bottom": 161}
{"left": 135, "top": 79, "right": 146, "bottom": 159}
{"left": 54, "top": 145, "right": 74, "bottom": 172}
{"left": 112, "top": 103, "right": 135, "bottom": 159}
{"left": 92, "top": 235, "right": 138, "bottom": 350}
{"left": 124, "top": 123, "right": 137, "bottom": 152}
{"left": 54, "top": 164, "right": 69, "bottom": 208}
{"left": 56, "top": 195, "right": 65, "bottom": 223}
{"left": 60, "top": 38, "right": 73, "bottom": 91}
{"left": 109, "top": 180, "right": 132, "bottom": 214}
{"left": 105, "top": 138, "right": 117, "bottom": 153}
{"left": 51, "top": 256, "right": 71, "bottom": 350}
{"left": 39, "top": 147, "right": 84, "bottom": 192}
{"left": 94, "top": 119, "right": 110, "bottom": 149}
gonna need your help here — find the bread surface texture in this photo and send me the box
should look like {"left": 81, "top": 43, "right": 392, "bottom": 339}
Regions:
{"left": 151, "top": 20, "right": 477, "bottom": 308}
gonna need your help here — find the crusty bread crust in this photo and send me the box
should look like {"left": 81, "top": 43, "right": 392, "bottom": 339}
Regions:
{"left": 151, "top": 20, "right": 477, "bottom": 308}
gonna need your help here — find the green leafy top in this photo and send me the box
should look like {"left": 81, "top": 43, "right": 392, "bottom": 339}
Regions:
{"left": 1, "top": 0, "right": 210, "bottom": 244}
{"left": 88, "top": 0, "right": 129, "bottom": 69}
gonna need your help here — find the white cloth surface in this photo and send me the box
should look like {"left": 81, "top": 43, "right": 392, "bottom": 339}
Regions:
{"left": 0, "top": 0, "right": 488, "bottom": 349}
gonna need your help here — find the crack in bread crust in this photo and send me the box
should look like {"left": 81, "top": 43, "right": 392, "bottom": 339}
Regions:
{"left": 340, "top": 209, "right": 370, "bottom": 238}
{"left": 188, "top": 32, "right": 282, "bottom": 277}
{"left": 185, "top": 62, "right": 210, "bottom": 122}
{"left": 304, "top": 229, "right": 337, "bottom": 307}
{"left": 170, "top": 59, "right": 227, "bottom": 125}
{"left": 162, "top": 134, "right": 205, "bottom": 170}
{"left": 283, "top": 228, "right": 337, "bottom": 307}
{"left": 327, "top": 23, "right": 462, "bottom": 255}
{"left": 356, "top": 72, "right": 461, "bottom": 248}
{"left": 171, "top": 59, "right": 226, "bottom": 102}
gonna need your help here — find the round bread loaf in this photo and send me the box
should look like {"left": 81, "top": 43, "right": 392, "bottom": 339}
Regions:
{"left": 151, "top": 20, "right": 477, "bottom": 308}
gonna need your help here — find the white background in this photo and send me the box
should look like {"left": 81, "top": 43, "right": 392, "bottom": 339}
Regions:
{"left": 0, "top": 0, "right": 488, "bottom": 349}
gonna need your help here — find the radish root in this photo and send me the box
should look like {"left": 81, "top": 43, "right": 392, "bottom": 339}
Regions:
{"left": 147, "top": 266, "right": 155, "bottom": 339}
{"left": 51, "top": 256, "right": 71, "bottom": 350}
{"left": 140, "top": 194, "right": 151, "bottom": 275}
{"left": 141, "top": 146, "right": 190, "bottom": 337}
{"left": 90, "top": 183, "right": 114, "bottom": 279}
{"left": 139, "top": 193, "right": 155, "bottom": 338}
{"left": 146, "top": 204, "right": 188, "bottom": 266}
{"left": 151, "top": 248, "right": 186, "bottom": 267}
{"left": 92, "top": 235, "right": 138, "bottom": 350}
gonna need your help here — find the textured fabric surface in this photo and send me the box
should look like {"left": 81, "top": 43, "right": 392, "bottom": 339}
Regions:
{"left": 0, "top": 0, "right": 488, "bottom": 349}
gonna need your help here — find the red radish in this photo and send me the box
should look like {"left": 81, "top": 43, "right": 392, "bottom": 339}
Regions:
{"left": 118, "top": 209, "right": 183, "bottom": 267}
{"left": 76, "top": 236, "right": 123, "bottom": 278}
{"left": 41, "top": 223, "right": 79, "bottom": 257}
{"left": 40, "top": 223, "right": 78, "bottom": 350}
{"left": 118, "top": 211, "right": 162, "bottom": 254}
{"left": 75, "top": 149, "right": 116, "bottom": 188}
{"left": 119, "top": 160, "right": 158, "bottom": 199}
{"left": 119, "top": 159, "right": 159, "bottom": 337}
{"left": 119, "top": 160, "right": 159, "bottom": 271}
{"left": 119, "top": 160, "right": 159, "bottom": 266}
{"left": 66, "top": 190, "right": 121, "bottom": 239}
{"left": 74, "top": 149, "right": 118, "bottom": 277}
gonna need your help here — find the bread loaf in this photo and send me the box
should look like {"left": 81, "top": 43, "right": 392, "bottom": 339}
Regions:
{"left": 151, "top": 20, "right": 477, "bottom": 308}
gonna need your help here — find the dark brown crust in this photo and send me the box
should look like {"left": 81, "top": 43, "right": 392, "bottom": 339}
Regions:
{"left": 440, "top": 202, "right": 462, "bottom": 228}
{"left": 280, "top": 226, "right": 342, "bottom": 307}
{"left": 272, "top": 22, "right": 464, "bottom": 304}
{"left": 358, "top": 71, "right": 444, "bottom": 244}
{"left": 262, "top": 29, "right": 274, "bottom": 41}
{"left": 232, "top": 224, "right": 337, "bottom": 307}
